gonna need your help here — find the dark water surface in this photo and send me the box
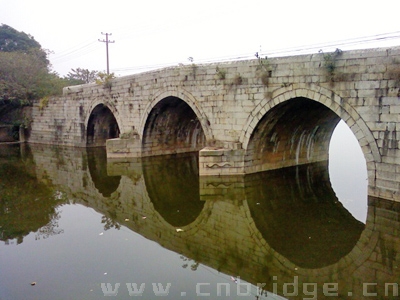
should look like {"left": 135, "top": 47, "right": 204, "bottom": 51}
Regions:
{"left": 0, "top": 121, "right": 399, "bottom": 299}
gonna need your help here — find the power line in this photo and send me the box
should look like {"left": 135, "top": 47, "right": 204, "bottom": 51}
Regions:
{"left": 48, "top": 30, "right": 400, "bottom": 76}
{"left": 51, "top": 41, "right": 99, "bottom": 63}
{"left": 112, "top": 31, "right": 400, "bottom": 75}
{"left": 98, "top": 32, "right": 115, "bottom": 74}
{"left": 259, "top": 31, "right": 400, "bottom": 58}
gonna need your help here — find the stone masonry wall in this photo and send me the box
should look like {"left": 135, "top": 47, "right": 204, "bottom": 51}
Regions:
{"left": 28, "top": 46, "right": 400, "bottom": 201}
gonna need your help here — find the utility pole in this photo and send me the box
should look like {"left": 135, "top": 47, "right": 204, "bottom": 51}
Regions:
{"left": 98, "top": 32, "right": 115, "bottom": 74}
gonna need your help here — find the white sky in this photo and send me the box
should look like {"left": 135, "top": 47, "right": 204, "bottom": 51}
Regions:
{"left": 1, "top": 0, "right": 400, "bottom": 77}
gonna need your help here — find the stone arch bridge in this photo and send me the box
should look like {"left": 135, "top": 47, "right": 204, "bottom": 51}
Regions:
{"left": 29, "top": 46, "right": 400, "bottom": 202}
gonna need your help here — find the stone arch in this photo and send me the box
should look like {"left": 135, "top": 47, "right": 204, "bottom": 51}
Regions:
{"left": 139, "top": 87, "right": 213, "bottom": 156}
{"left": 85, "top": 99, "right": 121, "bottom": 147}
{"left": 139, "top": 87, "right": 213, "bottom": 142}
{"left": 240, "top": 85, "right": 380, "bottom": 179}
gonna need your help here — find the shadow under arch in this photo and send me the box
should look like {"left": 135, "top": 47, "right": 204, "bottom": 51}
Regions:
{"left": 86, "top": 147, "right": 121, "bottom": 198}
{"left": 245, "top": 161, "right": 365, "bottom": 269}
{"left": 245, "top": 97, "right": 341, "bottom": 173}
{"left": 141, "top": 96, "right": 207, "bottom": 156}
{"left": 87, "top": 103, "right": 120, "bottom": 147}
{"left": 240, "top": 86, "right": 380, "bottom": 190}
{"left": 141, "top": 152, "right": 205, "bottom": 227}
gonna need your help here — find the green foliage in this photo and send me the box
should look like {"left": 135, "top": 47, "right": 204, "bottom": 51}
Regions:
{"left": 215, "top": 66, "right": 226, "bottom": 80}
{"left": 233, "top": 74, "right": 243, "bottom": 85}
{"left": 0, "top": 51, "right": 68, "bottom": 105}
{"left": 0, "top": 24, "right": 48, "bottom": 65}
{"left": 96, "top": 72, "right": 115, "bottom": 89}
{"left": 13, "top": 115, "right": 32, "bottom": 129}
{"left": 256, "top": 56, "right": 271, "bottom": 86}
{"left": 0, "top": 51, "right": 48, "bottom": 105}
{"left": 39, "top": 96, "right": 50, "bottom": 110}
{"left": 66, "top": 68, "right": 99, "bottom": 84}
{"left": 0, "top": 24, "right": 41, "bottom": 51}
{"left": 319, "top": 48, "right": 342, "bottom": 81}
{"left": 0, "top": 159, "right": 63, "bottom": 244}
{"left": 0, "top": 24, "right": 68, "bottom": 107}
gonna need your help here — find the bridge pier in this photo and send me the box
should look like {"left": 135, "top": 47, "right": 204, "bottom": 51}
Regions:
{"left": 199, "top": 142, "right": 245, "bottom": 176}
{"left": 106, "top": 136, "right": 141, "bottom": 159}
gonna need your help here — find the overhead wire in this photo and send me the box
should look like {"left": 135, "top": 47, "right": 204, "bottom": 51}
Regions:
{"left": 48, "top": 30, "right": 400, "bottom": 76}
{"left": 258, "top": 31, "right": 400, "bottom": 58}
{"left": 111, "top": 31, "right": 400, "bottom": 75}
{"left": 47, "top": 2, "right": 231, "bottom": 71}
{"left": 51, "top": 41, "right": 100, "bottom": 63}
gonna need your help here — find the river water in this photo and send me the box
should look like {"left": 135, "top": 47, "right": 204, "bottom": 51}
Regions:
{"left": 0, "top": 121, "right": 399, "bottom": 299}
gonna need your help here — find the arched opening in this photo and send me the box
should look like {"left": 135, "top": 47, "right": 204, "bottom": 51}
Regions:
{"left": 87, "top": 104, "right": 120, "bottom": 147}
{"left": 142, "top": 96, "right": 206, "bottom": 157}
{"left": 245, "top": 97, "right": 341, "bottom": 172}
{"left": 244, "top": 96, "right": 369, "bottom": 268}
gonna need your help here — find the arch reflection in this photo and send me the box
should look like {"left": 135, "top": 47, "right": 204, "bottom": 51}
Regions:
{"left": 245, "top": 161, "right": 365, "bottom": 269}
{"left": 142, "top": 152, "right": 204, "bottom": 227}
{"left": 87, "top": 147, "right": 121, "bottom": 197}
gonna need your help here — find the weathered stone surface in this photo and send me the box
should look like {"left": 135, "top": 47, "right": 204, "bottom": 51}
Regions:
{"left": 28, "top": 46, "right": 400, "bottom": 201}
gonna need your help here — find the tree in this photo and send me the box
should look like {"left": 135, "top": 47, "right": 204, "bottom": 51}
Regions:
{"left": 66, "top": 68, "right": 99, "bottom": 84}
{"left": 0, "top": 50, "right": 60, "bottom": 105}
{"left": 0, "top": 24, "right": 48, "bottom": 65}
{"left": 0, "top": 24, "right": 66, "bottom": 106}
{"left": 0, "top": 24, "right": 41, "bottom": 51}
{"left": 0, "top": 24, "right": 74, "bottom": 138}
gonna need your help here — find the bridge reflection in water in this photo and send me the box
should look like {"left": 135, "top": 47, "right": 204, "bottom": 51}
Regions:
{"left": 1, "top": 144, "right": 399, "bottom": 299}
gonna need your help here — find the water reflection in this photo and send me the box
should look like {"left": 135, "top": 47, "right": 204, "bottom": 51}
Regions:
{"left": 142, "top": 153, "right": 204, "bottom": 227}
{"left": 86, "top": 147, "right": 121, "bottom": 197}
{"left": 245, "top": 161, "right": 364, "bottom": 268}
{"left": 0, "top": 144, "right": 399, "bottom": 300}
{"left": 0, "top": 145, "right": 64, "bottom": 244}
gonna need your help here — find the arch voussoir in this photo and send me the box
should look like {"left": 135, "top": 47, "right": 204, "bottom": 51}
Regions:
{"left": 240, "top": 85, "right": 381, "bottom": 180}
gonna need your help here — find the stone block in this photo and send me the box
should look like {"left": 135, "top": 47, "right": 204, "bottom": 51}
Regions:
{"left": 380, "top": 114, "right": 400, "bottom": 122}
{"left": 199, "top": 148, "right": 224, "bottom": 156}
{"left": 355, "top": 81, "right": 380, "bottom": 90}
{"left": 223, "top": 141, "right": 242, "bottom": 150}
{"left": 382, "top": 97, "right": 400, "bottom": 106}
{"left": 390, "top": 105, "right": 400, "bottom": 114}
